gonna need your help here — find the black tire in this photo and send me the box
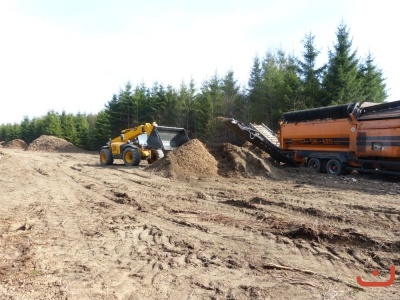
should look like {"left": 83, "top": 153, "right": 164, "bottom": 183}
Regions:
{"left": 308, "top": 158, "right": 322, "bottom": 172}
{"left": 100, "top": 148, "right": 113, "bottom": 166}
{"left": 326, "top": 159, "right": 344, "bottom": 176}
{"left": 123, "top": 148, "right": 141, "bottom": 166}
{"left": 147, "top": 149, "right": 164, "bottom": 164}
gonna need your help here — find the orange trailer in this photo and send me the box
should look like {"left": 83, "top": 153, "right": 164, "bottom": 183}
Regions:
{"left": 224, "top": 100, "right": 400, "bottom": 175}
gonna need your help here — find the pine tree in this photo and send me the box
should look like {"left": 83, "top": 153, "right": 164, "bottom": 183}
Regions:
{"left": 221, "top": 70, "right": 240, "bottom": 118}
{"left": 148, "top": 83, "right": 167, "bottom": 123}
{"left": 178, "top": 79, "right": 197, "bottom": 133}
{"left": 106, "top": 82, "right": 134, "bottom": 136}
{"left": 322, "top": 23, "right": 362, "bottom": 105}
{"left": 162, "top": 85, "right": 181, "bottom": 127}
{"left": 262, "top": 50, "right": 300, "bottom": 128}
{"left": 297, "top": 32, "right": 325, "bottom": 108}
{"left": 43, "top": 111, "right": 63, "bottom": 137}
{"left": 132, "top": 83, "right": 149, "bottom": 125}
{"left": 74, "top": 113, "right": 90, "bottom": 149}
{"left": 60, "top": 111, "right": 78, "bottom": 144}
{"left": 196, "top": 80, "right": 213, "bottom": 137}
{"left": 20, "top": 116, "right": 33, "bottom": 143}
{"left": 92, "top": 110, "right": 112, "bottom": 150}
{"left": 358, "top": 52, "right": 387, "bottom": 103}
{"left": 248, "top": 56, "right": 265, "bottom": 122}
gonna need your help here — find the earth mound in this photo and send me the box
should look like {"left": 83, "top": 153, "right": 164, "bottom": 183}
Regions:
{"left": 27, "top": 135, "right": 83, "bottom": 152}
{"left": 145, "top": 139, "right": 218, "bottom": 179}
{"left": 4, "top": 139, "right": 28, "bottom": 150}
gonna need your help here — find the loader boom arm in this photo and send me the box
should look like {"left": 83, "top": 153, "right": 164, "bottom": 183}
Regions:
{"left": 111, "top": 123, "right": 156, "bottom": 144}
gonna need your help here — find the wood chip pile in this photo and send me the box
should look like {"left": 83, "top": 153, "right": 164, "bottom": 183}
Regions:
{"left": 208, "top": 143, "right": 273, "bottom": 178}
{"left": 27, "top": 135, "right": 83, "bottom": 152}
{"left": 4, "top": 139, "right": 28, "bottom": 150}
{"left": 146, "top": 139, "right": 219, "bottom": 179}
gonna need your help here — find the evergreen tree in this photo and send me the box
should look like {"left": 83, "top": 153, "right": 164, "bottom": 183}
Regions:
{"left": 322, "top": 23, "right": 362, "bottom": 105}
{"left": 132, "top": 83, "right": 150, "bottom": 125}
{"left": 75, "top": 113, "right": 90, "bottom": 149}
{"left": 248, "top": 56, "right": 265, "bottom": 122}
{"left": 221, "top": 70, "right": 240, "bottom": 117}
{"left": 0, "top": 124, "right": 21, "bottom": 142}
{"left": 207, "top": 74, "right": 223, "bottom": 119}
{"left": 358, "top": 52, "right": 387, "bottom": 103}
{"left": 43, "top": 111, "right": 63, "bottom": 137}
{"left": 148, "top": 83, "right": 167, "bottom": 123}
{"left": 178, "top": 79, "right": 197, "bottom": 134}
{"left": 30, "top": 117, "right": 45, "bottom": 140}
{"left": 118, "top": 82, "right": 135, "bottom": 128}
{"left": 20, "top": 116, "right": 33, "bottom": 143}
{"left": 196, "top": 80, "right": 213, "bottom": 137}
{"left": 297, "top": 32, "right": 325, "bottom": 108}
{"left": 162, "top": 85, "right": 181, "bottom": 127}
{"left": 92, "top": 110, "right": 112, "bottom": 150}
{"left": 261, "top": 50, "right": 300, "bottom": 128}
{"left": 106, "top": 82, "right": 135, "bottom": 136}
{"left": 60, "top": 111, "right": 78, "bottom": 144}
{"left": 86, "top": 113, "right": 99, "bottom": 150}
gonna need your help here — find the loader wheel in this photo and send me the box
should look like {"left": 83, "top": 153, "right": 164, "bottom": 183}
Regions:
{"left": 147, "top": 149, "right": 164, "bottom": 164}
{"left": 100, "top": 148, "right": 113, "bottom": 166}
{"left": 123, "top": 148, "right": 141, "bottom": 166}
{"left": 326, "top": 159, "right": 343, "bottom": 176}
{"left": 308, "top": 158, "right": 322, "bottom": 173}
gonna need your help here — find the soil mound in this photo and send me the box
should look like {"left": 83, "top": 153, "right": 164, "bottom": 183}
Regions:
{"left": 4, "top": 139, "right": 28, "bottom": 150}
{"left": 27, "top": 135, "right": 83, "bottom": 152}
{"left": 146, "top": 139, "right": 218, "bottom": 179}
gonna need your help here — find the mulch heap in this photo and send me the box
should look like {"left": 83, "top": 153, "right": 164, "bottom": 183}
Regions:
{"left": 208, "top": 142, "right": 275, "bottom": 178}
{"left": 146, "top": 138, "right": 283, "bottom": 180}
{"left": 27, "top": 135, "right": 83, "bottom": 152}
{"left": 4, "top": 139, "right": 28, "bottom": 150}
{"left": 145, "top": 139, "right": 219, "bottom": 179}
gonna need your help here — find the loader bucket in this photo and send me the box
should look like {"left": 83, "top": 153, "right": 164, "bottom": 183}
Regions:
{"left": 146, "top": 126, "right": 189, "bottom": 151}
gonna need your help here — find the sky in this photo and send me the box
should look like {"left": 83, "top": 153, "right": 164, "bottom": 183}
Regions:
{"left": 0, "top": 0, "right": 399, "bottom": 124}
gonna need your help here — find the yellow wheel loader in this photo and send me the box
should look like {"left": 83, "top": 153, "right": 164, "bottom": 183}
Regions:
{"left": 99, "top": 122, "right": 189, "bottom": 166}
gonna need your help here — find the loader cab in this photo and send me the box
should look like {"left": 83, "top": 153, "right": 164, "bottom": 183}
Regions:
{"left": 137, "top": 133, "right": 148, "bottom": 149}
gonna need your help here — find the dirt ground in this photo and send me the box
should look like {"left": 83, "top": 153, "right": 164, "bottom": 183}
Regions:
{"left": 0, "top": 138, "right": 399, "bottom": 299}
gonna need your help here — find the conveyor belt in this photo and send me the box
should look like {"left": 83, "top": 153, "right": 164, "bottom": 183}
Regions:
{"left": 250, "top": 123, "right": 280, "bottom": 147}
{"left": 222, "top": 118, "right": 298, "bottom": 166}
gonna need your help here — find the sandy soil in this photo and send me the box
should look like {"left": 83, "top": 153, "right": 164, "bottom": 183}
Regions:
{"left": 0, "top": 140, "right": 399, "bottom": 299}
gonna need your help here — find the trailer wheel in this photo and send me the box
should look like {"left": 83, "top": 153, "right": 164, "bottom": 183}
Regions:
{"left": 123, "top": 148, "right": 141, "bottom": 166}
{"left": 326, "top": 159, "right": 343, "bottom": 176}
{"left": 100, "top": 148, "right": 113, "bottom": 166}
{"left": 308, "top": 158, "right": 322, "bottom": 172}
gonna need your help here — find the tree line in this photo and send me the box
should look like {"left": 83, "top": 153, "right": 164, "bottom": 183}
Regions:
{"left": 0, "top": 23, "right": 387, "bottom": 150}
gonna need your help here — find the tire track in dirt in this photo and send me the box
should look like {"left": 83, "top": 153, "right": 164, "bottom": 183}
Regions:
{"left": 62, "top": 159, "right": 400, "bottom": 298}
{"left": 2, "top": 149, "right": 399, "bottom": 299}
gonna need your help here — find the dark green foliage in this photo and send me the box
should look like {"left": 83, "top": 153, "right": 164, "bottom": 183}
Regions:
{"left": 74, "top": 113, "right": 91, "bottom": 149}
{"left": 60, "top": 111, "right": 78, "bottom": 144}
{"left": 358, "top": 52, "right": 387, "bottom": 103}
{"left": 322, "top": 23, "right": 362, "bottom": 105}
{"left": 0, "top": 123, "right": 21, "bottom": 142}
{"left": 43, "top": 111, "right": 63, "bottom": 137}
{"left": 247, "top": 56, "right": 265, "bottom": 123}
{"left": 20, "top": 116, "right": 34, "bottom": 143}
{"left": 91, "top": 110, "right": 112, "bottom": 150}
{"left": 179, "top": 80, "right": 197, "bottom": 134}
{"left": 297, "top": 32, "right": 325, "bottom": 108}
{"left": 259, "top": 50, "right": 301, "bottom": 129}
